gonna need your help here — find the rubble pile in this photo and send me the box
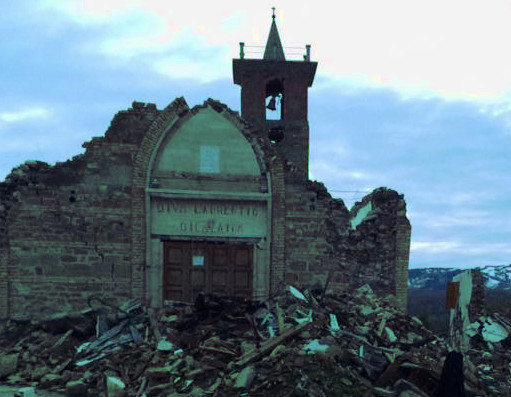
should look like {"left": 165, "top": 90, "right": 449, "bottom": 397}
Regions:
{"left": 0, "top": 285, "right": 510, "bottom": 397}
{"left": 463, "top": 313, "right": 511, "bottom": 396}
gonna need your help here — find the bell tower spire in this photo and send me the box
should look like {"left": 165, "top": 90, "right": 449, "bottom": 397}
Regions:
{"left": 263, "top": 8, "right": 285, "bottom": 61}
{"left": 233, "top": 10, "right": 317, "bottom": 182}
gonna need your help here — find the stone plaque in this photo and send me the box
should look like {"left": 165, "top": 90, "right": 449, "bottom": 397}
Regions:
{"left": 151, "top": 198, "right": 267, "bottom": 237}
{"left": 200, "top": 145, "right": 220, "bottom": 173}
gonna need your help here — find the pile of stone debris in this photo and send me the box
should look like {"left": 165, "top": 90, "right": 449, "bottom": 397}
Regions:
{"left": 0, "top": 285, "right": 510, "bottom": 397}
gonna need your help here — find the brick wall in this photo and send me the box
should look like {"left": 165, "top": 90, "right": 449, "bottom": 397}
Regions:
{"left": 0, "top": 209, "right": 8, "bottom": 317}
{"left": 346, "top": 188, "right": 410, "bottom": 309}
{"left": 282, "top": 181, "right": 340, "bottom": 287}
{"left": 269, "top": 157, "right": 286, "bottom": 292}
{"left": 276, "top": 182, "right": 411, "bottom": 312}
{"left": 395, "top": 216, "right": 412, "bottom": 312}
{"left": 4, "top": 168, "right": 134, "bottom": 315}
{"left": 0, "top": 102, "right": 159, "bottom": 316}
{"left": 0, "top": 99, "right": 411, "bottom": 318}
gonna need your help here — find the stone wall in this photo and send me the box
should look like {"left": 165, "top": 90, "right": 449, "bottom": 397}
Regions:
{"left": 0, "top": 99, "right": 411, "bottom": 317}
{"left": 280, "top": 181, "right": 410, "bottom": 312}
{"left": 345, "top": 188, "right": 411, "bottom": 311}
{"left": 0, "top": 102, "right": 159, "bottom": 316}
{"left": 469, "top": 269, "right": 486, "bottom": 320}
{"left": 282, "top": 180, "right": 348, "bottom": 287}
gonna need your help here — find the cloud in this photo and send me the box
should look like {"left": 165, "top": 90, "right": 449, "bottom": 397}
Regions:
{"left": 35, "top": 1, "right": 236, "bottom": 83}
{"left": 411, "top": 240, "right": 511, "bottom": 268}
{"left": 411, "top": 241, "right": 461, "bottom": 253}
{"left": 310, "top": 79, "right": 511, "bottom": 188}
{"left": 39, "top": 0, "right": 144, "bottom": 25}
{"left": 310, "top": 162, "right": 375, "bottom": 182}
{"left": 417, "top": 210, "right": 491, "bottom": 229}
{"left": 0, "top": 107, "right": 50, "bottom": 123}
{"left": 27, "top": 0, "right": 511, "bottom": 104}
{"left": 29, "top": 0, "right": 511, "bottom": 105}
{"left": 309, "top": 0, "right": 511, "bottom": 101}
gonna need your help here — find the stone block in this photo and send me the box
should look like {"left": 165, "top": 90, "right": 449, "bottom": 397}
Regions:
{"left": 0, "top": 353, "right": 18, "bottom": 378}
{"left": 107, "top": 376, "right": 126, "bottom": 397}
{"left": 66, "top": 264, "right": 92, "bottom": 278}
{"left": 234, "top": 365, "right": 256, "bottom": 389}
{"left": 113, "top": 264, "right": 131, "bottom": 279}
{"left": 15, "top": 387, "right": 35, "bottom": 397}
{"left": 61, "top": 255, "right": 77, "bottom": 262}
{"left": 43, "top": 262, "right": 65, "bottom": 277}
{"left": 284, "top": 273, "right": 298, "bottom": 283}
{"left": 290, "top": 261, "right": 306, "bottom": 271}
{"left": 65, "top": 379, "right": 87, "bottom": 397}
{"left": 40, "top": 373, "right": 65, "bottom": 388}
{"left": 92, "top": 263, "right": 112, "bottom": 277}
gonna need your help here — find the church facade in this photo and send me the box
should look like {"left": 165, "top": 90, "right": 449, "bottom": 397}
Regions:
{"left": 0, "top": 17, "right": 411, "bottom": 318}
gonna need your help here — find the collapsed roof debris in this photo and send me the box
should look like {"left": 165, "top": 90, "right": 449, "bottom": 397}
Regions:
{"left": 1, "top": 283, "right": 509, "bottom": 397}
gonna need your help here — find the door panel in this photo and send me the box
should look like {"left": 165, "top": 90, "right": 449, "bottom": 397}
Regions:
{"left": 234, "top": 271, "right": 250, "bottom": 287}
{"left": 163, "top": 243, "right": 190, "bottom": 301}
{"left": 212, "top": 270, "right": 227, "bottom": 285}
{"left": 168, "top": 248, "right": 183, "bottom": 263}
{"left": 235, "top": 248, "right": 250, "bottom": 266}
{"left": 163, "top": 241, "right": 253, "bottom": 302}
{"left": 169, "top": 269, "right": 183, "bottom": 285}
{"left": 213, "top": 247, "right": 228, "bottom": 265}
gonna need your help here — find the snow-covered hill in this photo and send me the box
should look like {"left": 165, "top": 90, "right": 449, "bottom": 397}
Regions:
{"left": 408, "top": 264, "right": 511, "bottom": 291}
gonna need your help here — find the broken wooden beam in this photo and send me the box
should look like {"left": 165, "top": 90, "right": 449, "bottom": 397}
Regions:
{"left": 235, "top": 321, "right": 312, "bottom": 367}
{"left": 334, "top": 329, "right": 397, "bottom": 354}
{"left": 53, "top": 329, "right": 73, "bottom": 348}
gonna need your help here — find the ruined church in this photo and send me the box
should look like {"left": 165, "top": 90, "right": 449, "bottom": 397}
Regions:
{"left": 0, "top": 15, "right": 411, "bottom": 318}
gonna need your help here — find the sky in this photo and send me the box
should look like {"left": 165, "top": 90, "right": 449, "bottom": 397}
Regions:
{"left": 1, "top": 0, "right": 511, "bottom": 269}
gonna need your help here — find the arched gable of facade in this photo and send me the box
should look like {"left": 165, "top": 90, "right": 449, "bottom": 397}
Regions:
{"left": 130, "top": 98, "right": 278, "bottom": 306}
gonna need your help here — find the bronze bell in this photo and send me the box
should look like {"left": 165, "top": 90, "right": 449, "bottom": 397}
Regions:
{"left": 266, "top": 96, "right": 277, "bottom": 111}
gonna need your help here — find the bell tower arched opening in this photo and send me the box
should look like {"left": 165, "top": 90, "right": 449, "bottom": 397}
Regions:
{"left": 265, "top": 78, "right": 284, "bottom": 121}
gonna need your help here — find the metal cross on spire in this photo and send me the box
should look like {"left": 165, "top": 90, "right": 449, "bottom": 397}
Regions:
{"left": 272, "top": 7, "right": 276, "bottom": 20}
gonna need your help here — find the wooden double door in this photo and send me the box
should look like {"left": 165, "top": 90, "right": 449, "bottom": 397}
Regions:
{"left": 163, "top": 241, "right": 253, "bottom": 302}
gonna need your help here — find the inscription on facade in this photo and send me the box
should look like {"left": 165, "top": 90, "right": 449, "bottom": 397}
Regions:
{"left": 179, "top": 221, "right": 243, "bottom": 234}
{"left": 151, "top": 199, "right": 266, "bottom": 237}
{"left": 155, "top": 201, "right": 259, "bottom": 217}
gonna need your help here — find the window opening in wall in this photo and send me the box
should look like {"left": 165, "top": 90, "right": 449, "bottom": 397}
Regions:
{"left": 265, "top": 78, "right": 284, "bottom": 120}
{"left": 268, "top": 126, "right": 284, "bottom": 143}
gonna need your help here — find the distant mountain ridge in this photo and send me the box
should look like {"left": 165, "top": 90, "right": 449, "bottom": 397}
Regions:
{"left": 408, "top": 264, "right": 511, "bottom": 291}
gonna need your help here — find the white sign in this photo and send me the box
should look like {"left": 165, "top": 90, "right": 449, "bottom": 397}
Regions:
{"left": 192, "top": 256, "right": 205, "bottom": 266}
{"left": 200, "top": 146, "right": 219, "bottom": 173}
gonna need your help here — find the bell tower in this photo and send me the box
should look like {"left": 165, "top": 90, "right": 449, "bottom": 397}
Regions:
{"left": 233, "top": 10, "right": 317, "bottom": 182}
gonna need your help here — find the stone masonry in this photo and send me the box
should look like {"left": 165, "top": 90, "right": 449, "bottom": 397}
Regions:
{"left": 0, "top": 99, "right": 410, "bottom": 318}
{"left": 0, "top": 102, "right": 161, "bottom": 318}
